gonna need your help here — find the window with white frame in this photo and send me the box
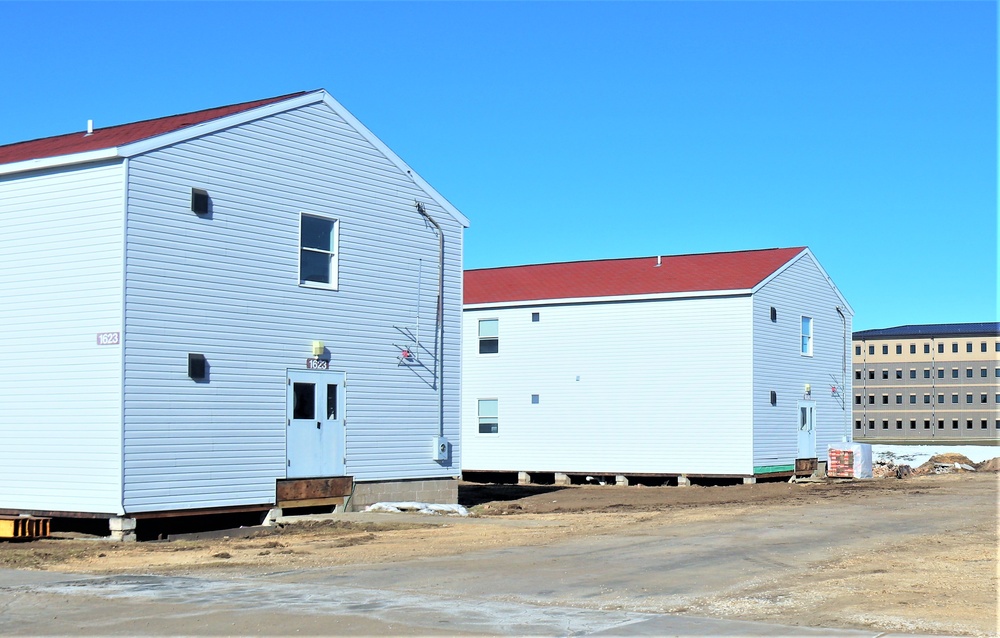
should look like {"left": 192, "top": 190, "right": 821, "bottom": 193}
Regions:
{"left": 800, "top": 316, "right": 813, "bottom": 356}
{"left": 299, "top": 213, "right": 339, "bottom": 287}
{"left": 478, "top": 319, "right": 499, "bottom": 354}
{"left": 478, "top": 399, "right": 498, "bottom": 434}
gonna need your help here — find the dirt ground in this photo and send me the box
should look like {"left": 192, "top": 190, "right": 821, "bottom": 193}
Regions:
{"left": 2, "top": 470, "right": 998, "bottom": 636}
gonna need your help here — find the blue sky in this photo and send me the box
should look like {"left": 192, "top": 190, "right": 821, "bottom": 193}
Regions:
{"left": 1, "top": 2, "right": 995, "bottom": 330}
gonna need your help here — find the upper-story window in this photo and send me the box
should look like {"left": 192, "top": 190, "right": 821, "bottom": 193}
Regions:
{"left": 478, "top": 319, "right": 499, "bottom": 354}
{"left": 801, "top": 317, "right": 813, "bottom": 356}
{"left": 299, "top": 213, "right": 339, "bottom": 288}
{"left": 882, "top": 345, "right": 889, "bottom": 355}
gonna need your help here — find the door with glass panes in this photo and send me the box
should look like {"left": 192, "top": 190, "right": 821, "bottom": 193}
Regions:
{"left": 286, "top": 370, "right": 346, "bottom": 478}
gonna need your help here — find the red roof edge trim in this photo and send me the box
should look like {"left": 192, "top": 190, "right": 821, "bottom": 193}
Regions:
{"left": 0, "top": 91, "right": 312, "bottom": 166}
{"left": 464, "top": 247, "right": 807, "bottom": 305}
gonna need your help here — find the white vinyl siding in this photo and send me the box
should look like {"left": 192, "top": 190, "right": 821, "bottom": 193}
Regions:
{"left": 0, "top": 162, "right": 125, "bottom": 514}
{"left": 122, "top": 102, "right": 462, "bottom": 513}
{"left": 462, "top": 296, "right": 754, "bottom": 475}
{"left": 752, "top": 253, "right": 852, "bottom": 468}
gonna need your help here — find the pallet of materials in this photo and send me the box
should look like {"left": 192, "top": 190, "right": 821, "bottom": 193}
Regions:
{"left": 0, "top": 516, "right": 51, "bottom": 539}
{"left": 827, "top": 442, "right": 873, "bottom": 479}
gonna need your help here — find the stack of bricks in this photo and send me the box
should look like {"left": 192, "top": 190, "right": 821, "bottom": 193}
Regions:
{"left": 828, "top": 449, "right": 855, "bottom": 478}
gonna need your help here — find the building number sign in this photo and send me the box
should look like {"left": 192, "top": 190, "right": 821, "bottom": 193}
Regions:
{"left": 96, "top": 332, "right": 120, "bottom": 346}
{"left": 306, "top": 359, "right": 329, "bottom": 370}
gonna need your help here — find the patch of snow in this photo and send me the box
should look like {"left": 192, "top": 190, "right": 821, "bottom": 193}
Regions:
{"left": 365, "top": 502, "right": 469, "bottom": 516}
{"left": 870, "top": 444, "right": 998, "bottom": 465}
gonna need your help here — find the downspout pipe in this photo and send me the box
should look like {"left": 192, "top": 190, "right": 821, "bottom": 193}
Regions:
{"left": 836, "top": 306, "right": 848, "bottom": 442}
{"left": 416, "top": 202, "right": 445, "bottom": 438}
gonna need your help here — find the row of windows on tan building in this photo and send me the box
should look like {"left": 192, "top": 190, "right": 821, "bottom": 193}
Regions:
{"left": 855, "top": 340, "right": 1000, "bottom": 356}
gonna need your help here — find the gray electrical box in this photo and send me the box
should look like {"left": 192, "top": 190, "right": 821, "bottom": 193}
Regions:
{"left": 432, "top": 436, "right": 449, "bottom": 461}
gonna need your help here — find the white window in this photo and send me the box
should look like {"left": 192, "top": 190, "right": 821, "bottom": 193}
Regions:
{"left": 800, "top": 316, "right": 813, "bottom": 356}
{"left": 478, "top": 319, "right": 499, "bottom": 354}
{"left": 299, "top": 213, "right": 339, "bottom": 288}
{"left": 478, "top": 399, "right": 498, "bottom": 434}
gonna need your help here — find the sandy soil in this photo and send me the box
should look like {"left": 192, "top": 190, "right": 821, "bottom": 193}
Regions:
{"left": 2, "top": 470, "right": 997, "bottom": 636}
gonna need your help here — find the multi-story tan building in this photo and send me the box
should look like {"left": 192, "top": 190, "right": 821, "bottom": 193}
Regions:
{"left": 851, "top": 323, "right": 999, "bottom": 444}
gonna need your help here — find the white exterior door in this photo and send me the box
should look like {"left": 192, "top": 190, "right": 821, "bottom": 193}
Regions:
{"left": 797, "top": 401, "right": 817, "bottom": 459}
{"left": 286, "top": 370, "right": 346, "bottom": 478}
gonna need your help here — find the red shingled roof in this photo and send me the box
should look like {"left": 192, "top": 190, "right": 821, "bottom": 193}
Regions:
{"left": 0, "top": 91, "right": 308, "bottom": 165}
{"left": 464, "top": 247, "right": 806, "bottom": 304}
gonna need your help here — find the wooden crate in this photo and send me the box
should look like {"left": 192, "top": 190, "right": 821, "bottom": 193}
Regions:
{"left": 0, "top": 516, "right": 51, "bottom": 539}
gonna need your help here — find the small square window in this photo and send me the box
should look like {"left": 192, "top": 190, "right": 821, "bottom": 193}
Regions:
{"left": 923, "top": 369, "right": 931, "bottom": 379}
{"left": 882, "top": 370, "right": 889, "bottom": 380}
{"left": 895, "top": 420, "right": 902, "bottom": 429}
{"left": 531, "top": 394, "right": 540, "bottom": 404}
{"left": 895, "top": 395, "right": 902, "bottom": 404}
{"left": 869, "top": 370, "right": 875, "bottom": 380}
{"left": 854, "top": 370, "right": 862, "bottom": 380}
{"left": 531, "top": 312, "right": 540, "bottom": 323}
{"left": 895, "top": 369, "right": 902, "bottom": 379}
{"left": 951, "top": 394, "right": 958, "bottom": 404}
{"left": 854, "top": 420, "right": 861, "bottom": 429}
{"left": 909, "top": 395, "right": 916, "bottom": 404}
{"left": 924, "top": 344, "right": 930, "bottom": 354}
{"left": 869, "top": 345, "right": 875, "bottom": 355}
{"left": 909, "top": 344, "right": 916, "bottom": 354}
{"left": 895, "top": 345, "right": 902, "bottom": 355}
{"left": 910, "top": 370, "right": 917, "bottom": 379}
{"left": 952, "top": 343, "right": 958, "bottom": 353}
{"left": 923, "top": 420, "right": 930, "bottom": 429}
{"left": 882, "top": 395, "right": 888, "bottom": 405}
{"left": 937, "top": 420, "right": 944, "bottom": 429}
{"left": 981, "top": 394, "right": 987, "bottom": 404}
{"left": 868, "top": 395, "right": 875, "bottom": 404}
{"left": 869, "top": 420, "right": 876, "bottom": 430}
{"left": 966, "top": 368, "right": 973, "bottom": 378}
{"left": 937, "top": 369, "right": 944, "bottom": 379}
{"left": 909, "top": 420, "right": 916, "bottom": 429}
{"left": 965, "top": 420, "right": 972, "bottom": 429}
{"left": 855, "top": 345, "right": 861, "bottom": 356}
{"left": 982, "top": 420, "right": 988, "bottom": 429}
{"left": 938, "top": 343, "right": 944, "bottom": 353}
{"left": 966, "top": 394, "right": 973, "bottom": 404}
{"left": 478, "top": 319, "right": 499, "bottom": 355}
{"left": 882, "top": 420, "right": 889, "bottom": 429}
{"left": 923, "top": 394, "right": 930, "bottom": 404}
{"left": 882, "top": 345, "right": 888, "bottom": 355}
{"left": 938, "top": 394, "right": 945, "bottom": 404}
{"left": 966, "top": 342, "right": 972, "bottom": 353}
{"left": 981, "top": 368, "right": 987, "bottom": 378}
{"left": 952, "top": 369, "right": 958, "bottom": 379}
{"left": 855, "top": 395, "right": 862, "bottom": 405}
{"left": 952, "top": 419, "right": 959, "bottom": 429}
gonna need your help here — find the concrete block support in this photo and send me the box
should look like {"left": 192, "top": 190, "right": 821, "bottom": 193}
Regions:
{"left": 263, "top": 508, "right": 282, "bottom": 527}
{"left": 554, "top": 473, "right": 571, "bottom": 486}
{"left": 615, "top": 475, "right": 629, "bottom": 486}
{"left": 518, "top": 472, "right": 532, "bottom": 485}
{"left": 109, "top": 517, "right": 136, "bottom": 542}
{"left": 348, "top": 478, "right": 458, "bottom": 512}
{"left": 677, "top": 475, "right": 691, "bottom": 487}
{"left": 743, "top": 477, "right": 757, "bottom": 484}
